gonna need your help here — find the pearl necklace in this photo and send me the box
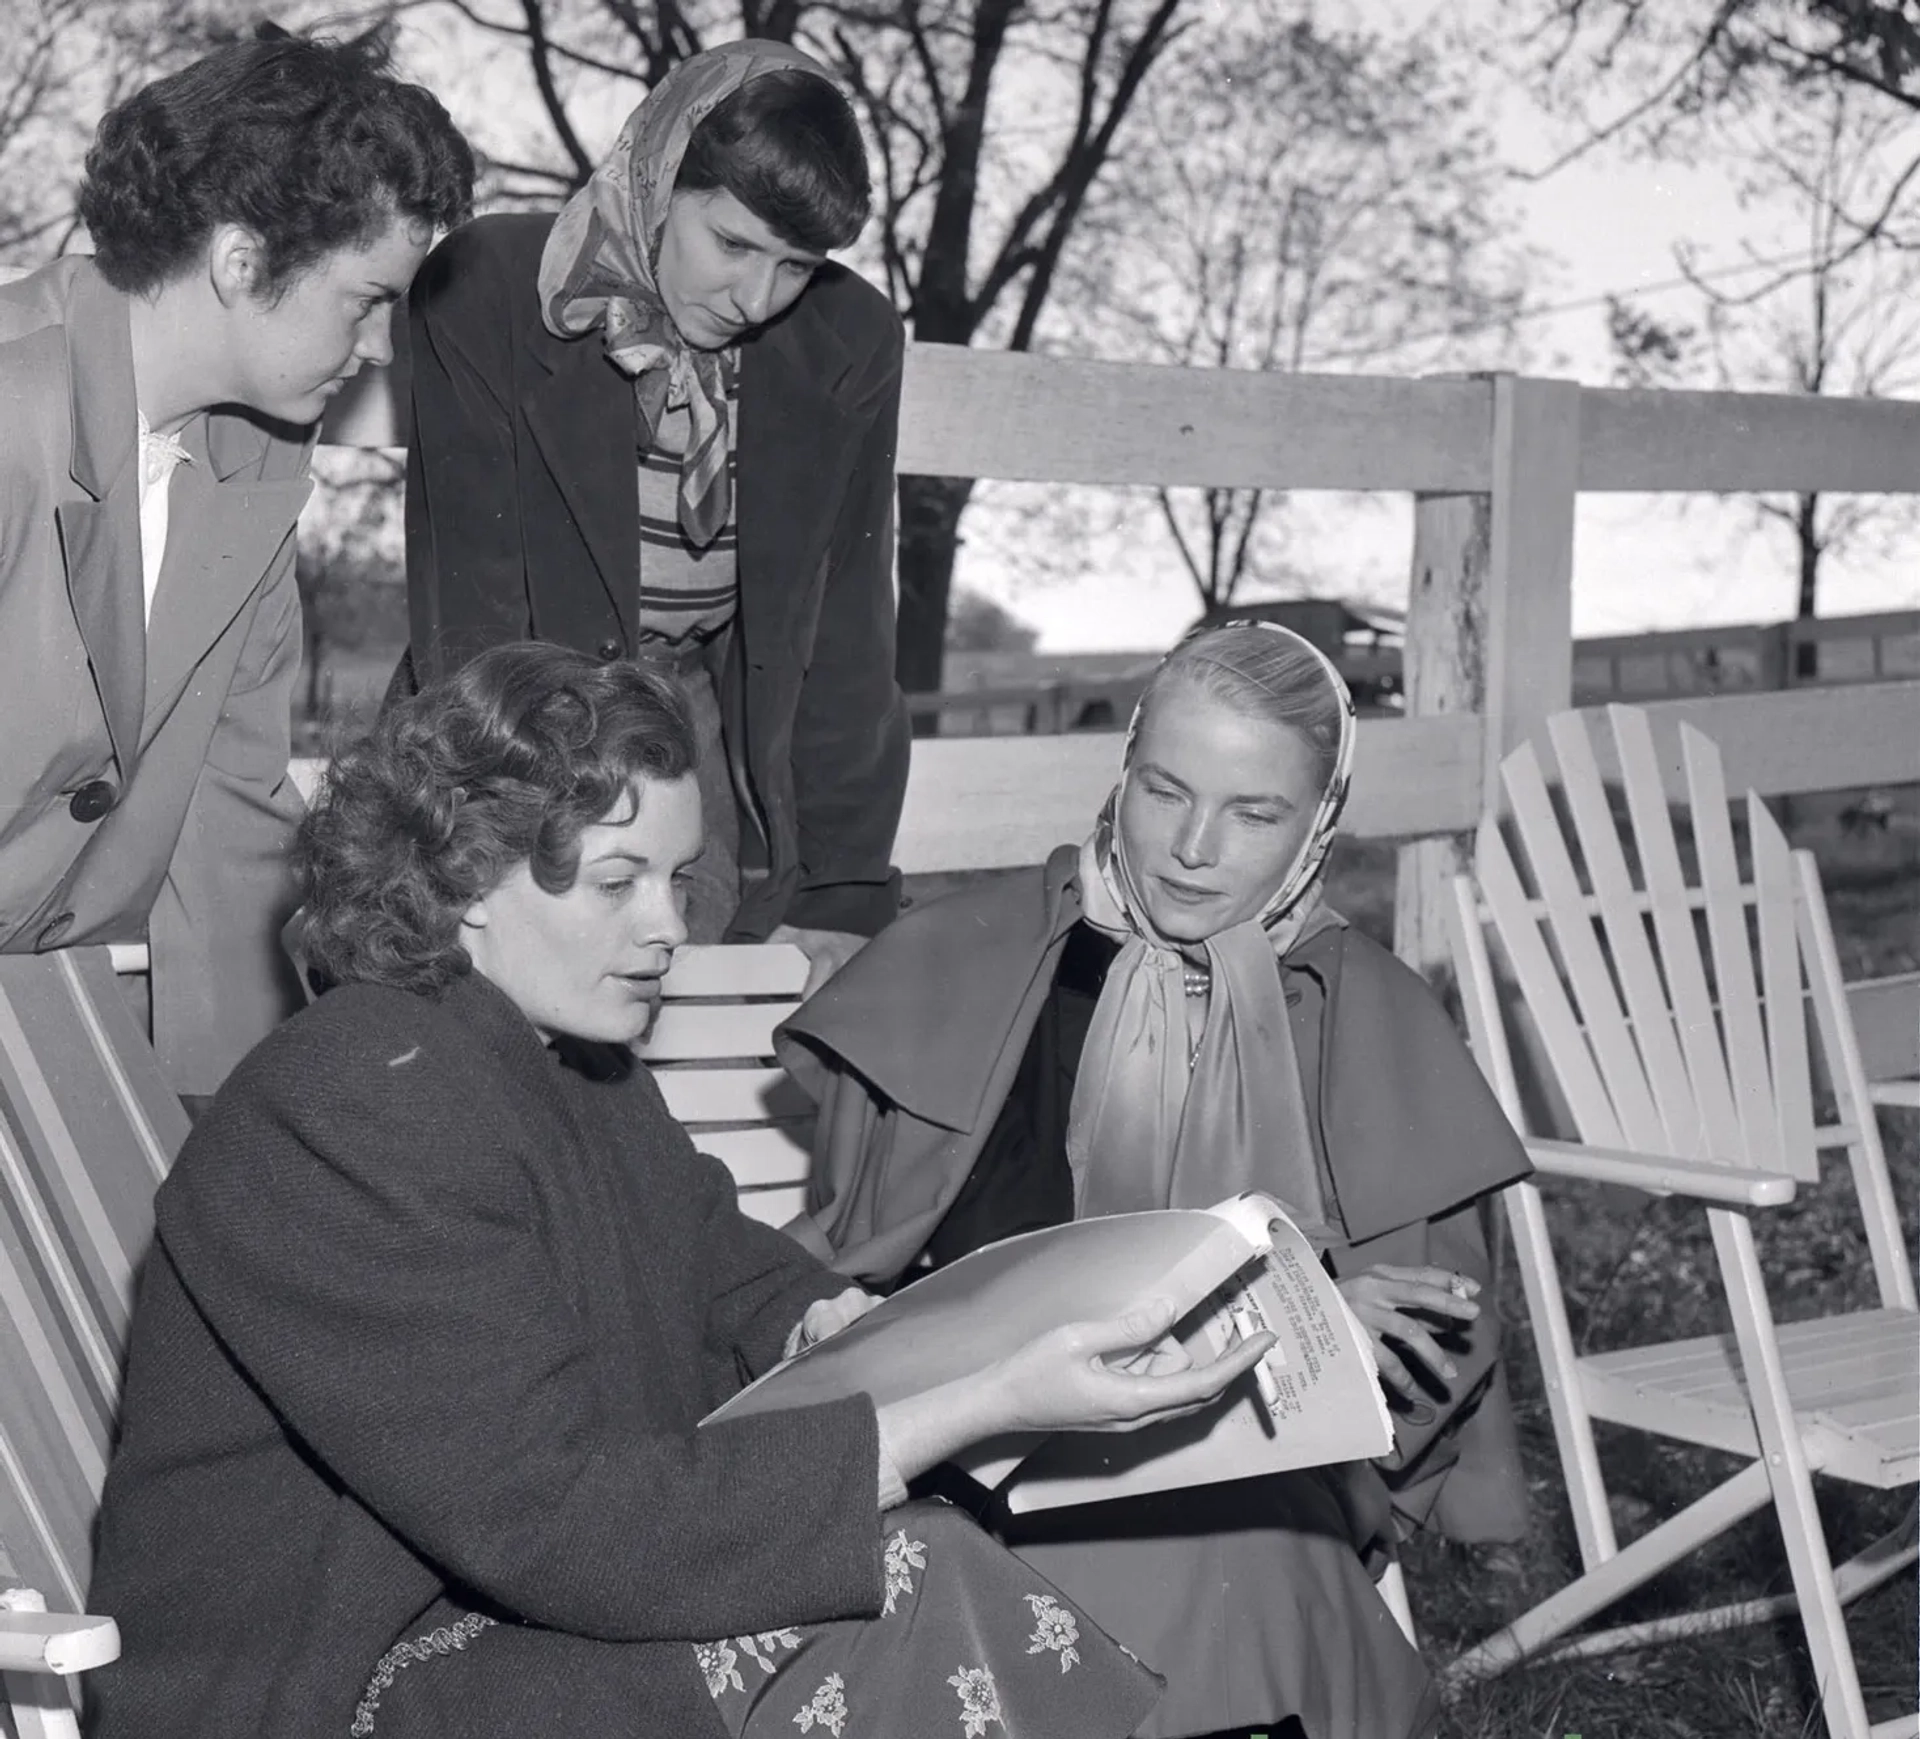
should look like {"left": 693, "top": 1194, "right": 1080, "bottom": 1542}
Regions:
{"left": 1182, "top": 964, "right": 1210, "bottom": 999}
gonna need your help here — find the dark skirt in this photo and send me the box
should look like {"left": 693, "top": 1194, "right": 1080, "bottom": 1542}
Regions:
{"left": 1006, "top": 1469, "right": 1440, "bottom": 1739}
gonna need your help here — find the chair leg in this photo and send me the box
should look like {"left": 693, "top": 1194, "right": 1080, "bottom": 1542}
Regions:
{"left": 1443, "top": 1459, "right": 1774, "bottom": 1684}
{"left": 1708, "top": 1210, "right": 1876, "bottom": 1739}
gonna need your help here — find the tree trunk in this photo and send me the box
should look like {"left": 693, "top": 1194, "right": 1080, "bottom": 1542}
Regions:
{"left": 894, "top": 474, "right": 978, "bottom": 713}
{"left": 1794, "top": 490, "right": 1821, "bottom": 681}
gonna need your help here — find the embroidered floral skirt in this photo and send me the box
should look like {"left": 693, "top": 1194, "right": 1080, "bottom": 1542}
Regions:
{"left": 699, "top": 1498, "right": 1162, "bottom": 1738}
{"left": 349, "top": 1498, "right": 1161, "bottom": 1738}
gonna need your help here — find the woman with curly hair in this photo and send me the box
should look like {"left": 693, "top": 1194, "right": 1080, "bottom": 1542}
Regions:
{"left": 85, "top": 641, "right": 1270, "bottom": 1739}
{"left": 0, "top": 26, "right": 473, "bottom": 1098}
{"left": 404, "top": 40, "right": 908, "bottom": 994}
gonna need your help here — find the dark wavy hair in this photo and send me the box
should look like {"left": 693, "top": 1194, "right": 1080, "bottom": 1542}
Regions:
{"left": 675, "top": 68, "right": 870, "bottom": 253}
{"left": 297, "top": 643, "right": 699, "bottom": 995}
{"left": 78, "top": 25, "right": 475, "bottom": 298}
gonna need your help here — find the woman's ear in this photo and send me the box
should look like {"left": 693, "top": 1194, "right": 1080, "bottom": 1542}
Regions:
{"left": 207, "top": 224, "right": 267, "bottom": 308}
{"left": 460, "top": 896, "right": 490, "bottom": 934}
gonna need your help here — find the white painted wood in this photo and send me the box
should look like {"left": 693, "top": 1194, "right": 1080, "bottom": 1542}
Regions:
{"left": 325, "top": 347, "right": 1920, "bottom": 500}
{"left": 1547, "top": 714, "right": 1702, "bottom": 1159}
{"left": 735, "top": 1184, "right": 808, "bottom": 1229}
{"left": 1750, "top": 798, "right": 1817, "bottom": 1184}
{"left": 1483, "top": 376, "right": 1579, "bottom": 792}
{"left": 1683, "top": 726, "right": 1781, "bottom": 1173}
{"left": 1871, "top": 1081, "right": 1920, "bottom": 1109}
{"left": 1630, "top": 683, "right": 1920, "bottom": 801}
{"left": 1477, "top": 813, "right": 1626, "bottom": 1148}
{"left": 661, "top": 945, "right": 808, "bottom": 998}
{"left": 1578, "top": 384, "right": 1920, "bottom": 494}
{"left": 1446, "top": 873, "right": 1620, "bottom": 1571}
{"left": 1443, "top": 1460, "right": 1775, "bottom": 1682}
{"left": 1522, "top": 1141, "right": 1796, "bottom": 1206}
{"left": 654, "top": 1068, "right": 813, "bottom": 1126}
{"left": 323, "top": 342, "right": 1499, "bottom": 492}
{"left": 695, "top": 1127, "right": 814, "bottom": 1191}
{"left": 1503, "top": 743, "right": 1666, "bottom": 1151}
{"left": 1795, "top": 856, "right": 1920, "bottom": 1314}
{"left": 0, "top": 1601, "right": 118, "bottom": 1675}
{"left": 1706, "top": 1206, "right": 1873, "bottom": 1738}
{"left": 639, "top": 1002, "right": 790, "bottom": 1062}
{"left": 1610, "top": 707, "right": 1745, "bottom": 1159}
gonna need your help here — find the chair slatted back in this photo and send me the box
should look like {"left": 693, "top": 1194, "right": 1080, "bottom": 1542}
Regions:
{"left": 1476, "top": 707, "right": 1810, "bottom": 1173}
{"left": 637, "top": 943, "right": 814, "bottom": 1227}
{"left": 0, "top": 953, "right": 188, "bottom": 1613}
{"left": 1461, "top": 705, "right": 1914, "bottom": 1304}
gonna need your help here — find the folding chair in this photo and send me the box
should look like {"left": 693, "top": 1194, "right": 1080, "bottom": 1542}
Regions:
{"left": 0, "top": 949, "right": 187, "bottom": 1738}
{"left": 1443, "top": 705, "right": 1918, "bottom": 1739}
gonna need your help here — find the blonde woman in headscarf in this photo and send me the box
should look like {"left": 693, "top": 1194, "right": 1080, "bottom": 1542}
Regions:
{"left": 403, "top": 40, "right": 906, "bottom": 994}
{"left": 781, "top": 621, "right": 1536, "bottom": 1739}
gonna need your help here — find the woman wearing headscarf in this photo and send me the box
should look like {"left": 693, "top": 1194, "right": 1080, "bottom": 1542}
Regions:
{"left": 778, "top": 622, "right": 1535, "bottom": 1739}
{"left": 404, "top": 41, "right": 907, "bottom": 990}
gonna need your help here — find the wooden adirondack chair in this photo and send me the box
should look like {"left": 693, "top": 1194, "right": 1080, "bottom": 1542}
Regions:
{"left": 0, "top": 950, "right": 184, "bottom": 1739}
{"left": 0, "top": 941, "right": 812, "bottom": 1738}
{"left": 1443, "top": 705, "right": 1919, "bottom": 1739}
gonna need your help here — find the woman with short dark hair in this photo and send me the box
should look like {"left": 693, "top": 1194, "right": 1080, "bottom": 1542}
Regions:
{"left": 404, "top": 40, "right": 909, "bottom": 996}
{"left": 86, "top": 642, "right": 1267, "bottom": 1739}
{"left": 0, "top": 27, "right": 474, "bottom": 1096}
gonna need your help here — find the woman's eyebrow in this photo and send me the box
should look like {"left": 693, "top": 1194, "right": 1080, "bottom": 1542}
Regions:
{"left": 583, "top": 847, "right": 648, "bottom": 867}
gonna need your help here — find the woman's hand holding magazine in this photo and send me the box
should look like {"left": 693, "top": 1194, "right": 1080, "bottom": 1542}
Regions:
{"left": 874, "top": 1301, "right": 1275, "bottom": 1488}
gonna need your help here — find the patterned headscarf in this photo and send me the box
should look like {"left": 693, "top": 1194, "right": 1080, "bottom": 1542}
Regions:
{"left": 535, "top": 40, "right": 836, "bottom": 548}
{"left": 1066, "top": 621, "right": 1359, "bottom": 1242}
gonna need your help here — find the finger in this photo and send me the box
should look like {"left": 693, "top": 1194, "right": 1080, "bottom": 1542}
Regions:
{"left": 1374, "top": 1264, "right": 1481, "bottom": 1300}
{"left": 1377, "top": 1315, "right": 1459, "bottom": 1382}
{"left": 1359, "top": 1274, "right": 1474, "bottom": 1312}
{"left": 1067, "top": 1298, "right": 1181, "bottom": 1358}
{"left": 1109, "top": 1329, "right": 1275, "bottom": 1418}
{"left": 1369, "top": 1337, "right": 1419, "bottom": 1398}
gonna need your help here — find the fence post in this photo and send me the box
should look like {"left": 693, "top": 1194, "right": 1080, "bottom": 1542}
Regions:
{"left": 1394, "top": 375, "right": 1581, "bottom": 978}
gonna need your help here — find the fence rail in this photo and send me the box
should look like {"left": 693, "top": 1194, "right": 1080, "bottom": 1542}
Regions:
{"left": 321, "top": 347, "right": 1920, "bottom": 966}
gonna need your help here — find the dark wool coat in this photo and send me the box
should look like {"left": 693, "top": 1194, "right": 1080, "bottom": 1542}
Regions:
{"left": 403, "top": 213, "right": 910, "bottom": 941}
{"left": 85, "top": 971, "right": 885, "bottom": 1739}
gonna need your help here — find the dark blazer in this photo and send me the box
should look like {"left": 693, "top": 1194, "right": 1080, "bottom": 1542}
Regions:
{"left": 0, "top": 258, "right": 310, "bottom": 1093}
{"left": 86, "top": 971, "right": 885, "bottom": 1739}
{"left": 404, "top": 214, "right": 910, "bottom": 939}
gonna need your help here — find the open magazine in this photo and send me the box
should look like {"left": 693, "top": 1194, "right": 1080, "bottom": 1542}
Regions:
{"left": 702, "top": 1192, "right": 1394, "bottom": 1513}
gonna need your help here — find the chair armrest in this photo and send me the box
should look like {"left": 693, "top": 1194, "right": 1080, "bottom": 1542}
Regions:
{"left": 1523, "top": 1139, "right": 1797, "bottom": 1207}
{"left": 0, "top": 1605, "right": 120, "bottom": 1674}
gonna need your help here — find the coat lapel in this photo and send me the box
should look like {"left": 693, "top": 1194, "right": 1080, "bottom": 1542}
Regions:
{"left": 142, "top": 413, "right": 310, "bottom": 729}
{"left": 56, "top": 268, "right": 145, "bottom": 781}
{"left": 734, "top": 309, "right": 860, "bottom": 664}
{"left": 525, "top": 337, "right": 641, "bottom": 645}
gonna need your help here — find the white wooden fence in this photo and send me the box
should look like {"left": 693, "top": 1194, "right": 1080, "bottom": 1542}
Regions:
{"left": 319, "top": 347, "right": 1920, "bottom": 968}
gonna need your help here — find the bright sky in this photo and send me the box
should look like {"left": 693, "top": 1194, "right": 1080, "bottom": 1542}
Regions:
{"left": 958, "top": 0, "right": 1920, "bottom": 651}
{"left": 374, "top": 0, "right": 1919, "bottom": 654}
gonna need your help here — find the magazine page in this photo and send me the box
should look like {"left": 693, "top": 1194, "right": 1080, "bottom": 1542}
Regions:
{"left": 996, "top": 1201, "right": 1394, "bottom": 1512}
{"left": 702, "top": 1204, "right": 1266, "bottom": 1428}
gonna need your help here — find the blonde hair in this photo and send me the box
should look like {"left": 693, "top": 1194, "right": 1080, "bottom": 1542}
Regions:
{"left": 1139, "top": 623, "right": 1346, "bottom": 788}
